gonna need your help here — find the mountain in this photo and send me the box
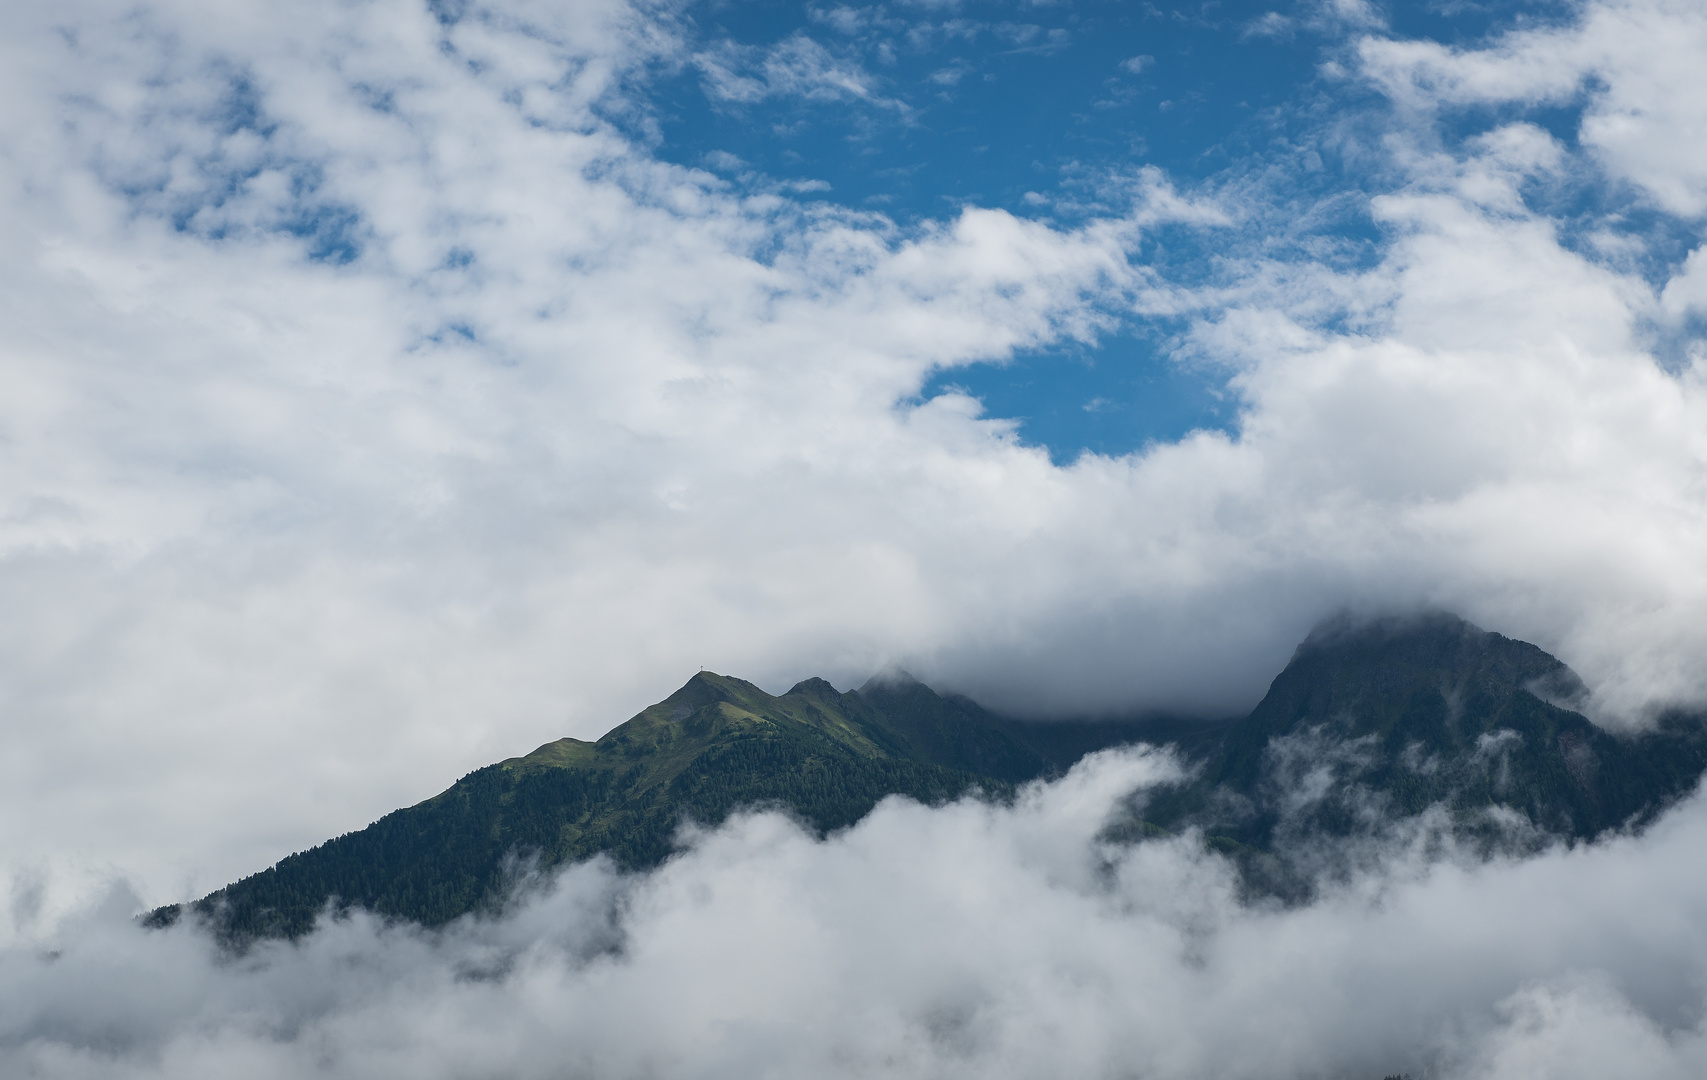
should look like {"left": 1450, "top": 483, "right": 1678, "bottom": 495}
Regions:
{"left": 155, "top": 670, "right": 1164, "bottom": 940}
{"left": 149, "top": 614, "right": 1707, "bottom": 941}
{"left": 1135, "top": 613, "right": 1707, "bottom": 876}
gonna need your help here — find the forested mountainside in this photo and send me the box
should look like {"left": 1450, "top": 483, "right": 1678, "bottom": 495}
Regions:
{"left": 151, "top": 614, "right": 1707, "bottom": 941}
{"left": 154, "top": 670, "right": 1174, "bottom": 940}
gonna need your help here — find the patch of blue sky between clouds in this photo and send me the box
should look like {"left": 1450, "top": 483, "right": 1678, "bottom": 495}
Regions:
{"left": 920, "top": 331, "right": 1237, "bottom": 464}
{"left": 612, "top": 0, "right": 1645, "bottom": 461}
{"left": 624, "top": 0, "right": 1325, "bottom": 459}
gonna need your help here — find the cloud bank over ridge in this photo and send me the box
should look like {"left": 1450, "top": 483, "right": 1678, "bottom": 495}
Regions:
{"left": 3, "top": 0, "right": 1707, "bottom": 921}
{"left": 10, "top": 749, "right": 1707, "bottom": 1079}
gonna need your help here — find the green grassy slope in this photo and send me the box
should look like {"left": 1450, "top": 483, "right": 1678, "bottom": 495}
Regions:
{"left": 166, "top": 671, "right": 1041, "bottom": 940}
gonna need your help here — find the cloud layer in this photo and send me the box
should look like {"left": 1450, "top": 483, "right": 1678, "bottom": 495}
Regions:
{"left": 3, "top": 0, "right": 1707, "bottom": 924}
{"left": 9, "top": 749, "right": 1707, "bottom": 1079}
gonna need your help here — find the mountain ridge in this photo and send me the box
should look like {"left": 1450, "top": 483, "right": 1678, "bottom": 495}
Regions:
{"left": 149, "top": 613, "right": 1707, "bottom": 941}
{"left": 157, "top": 667, "right": 1091, "bottom": 940}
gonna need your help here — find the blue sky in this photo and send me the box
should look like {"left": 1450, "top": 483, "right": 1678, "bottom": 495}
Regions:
{"left": 649, "top": 0, "right": 1339, "bottom": 456}
{"left": 627, "top": 0, "right": 1585, "bottom": 458}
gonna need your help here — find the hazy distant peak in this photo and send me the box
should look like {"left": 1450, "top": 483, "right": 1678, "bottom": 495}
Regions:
{"left": 1293, "top": 611, "right": 1569, "bottom": 677}
{"left": 857, "top": 669, "right": 923, "bottom": 696}
{"left": 1294, "top": 610, "right": 1487, "bottom": 657}
{"left": 1255, "top": 611, "right": 1582, "bottom": 737}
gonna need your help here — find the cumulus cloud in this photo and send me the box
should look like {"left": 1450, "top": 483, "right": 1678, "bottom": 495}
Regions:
{"left": 1660, "top": 247, "right": 1707, "bottom": 320}
{"left": 8, "top": 750, "right": 1707, "bottom": 1079}
{"left": 2, "top": 0, "right": 1707, "bottom": 929}
{"left": 1358, "top": 0, "right": 1707, "bottom": 215}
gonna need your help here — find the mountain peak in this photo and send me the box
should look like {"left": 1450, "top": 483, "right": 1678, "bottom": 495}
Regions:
{"left": 1294, "top": 609, "right": 1485, "bottom": 657}
{"left": 1279, "top": 611, "right": 1584, "bottom": 713}
{"left": 659, "top": 670, "right": 760, "bottom": 713}
{"left": 857, "top": 669, "right": 922, "bottom": 696}
{"left": 1239, "top": 611, "right": 1589, "bottom": 750}
{"left": 1136, "top": 611, "right": 1705, "bottom": 870}
{"left": 786, "top": 676, "right": 841, "bottom": 699}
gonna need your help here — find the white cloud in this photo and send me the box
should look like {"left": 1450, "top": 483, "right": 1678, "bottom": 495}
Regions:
{"left": 1359, "top": 0, "right": 1707, "bottom": 215}
{"left": 7, "top": 750, "right": 1707, "bottom": 1079}
{"left": 1240, "top": 13, "right": 1293, "bottom": 42}
{"left": 1661, "top": 247, "right": 1707, "bottom": 319}
{"left": 696, "top": 32, "right": 902, "bottom": 109}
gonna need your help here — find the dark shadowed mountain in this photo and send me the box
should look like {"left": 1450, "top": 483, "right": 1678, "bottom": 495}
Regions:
{"left": 1138, "top": 614, "right": 1707, "bottom": 852}
{"left": 150, "top": 614, "right": 1707, "bottom": 940}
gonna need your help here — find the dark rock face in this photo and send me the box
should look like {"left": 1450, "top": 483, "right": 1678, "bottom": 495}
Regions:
{"left": 1253, "top": 612, "right": 1586, "bottom": 737}
{"left": 1137, "top": 613, "right": 1707, "bottom": 890}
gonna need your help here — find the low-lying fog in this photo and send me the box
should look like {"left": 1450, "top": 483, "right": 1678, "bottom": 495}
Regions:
{"left": 8, "top": 748, "right": 1704, "bottom": 1080}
